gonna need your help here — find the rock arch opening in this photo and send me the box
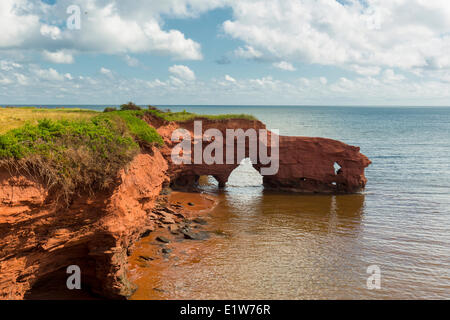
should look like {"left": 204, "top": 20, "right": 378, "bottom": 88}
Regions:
{"left": 227, "top": 158, "right": 263, "bottom": 188}
{"left": 334, "top": 162, "right": 342, "bottom": 175}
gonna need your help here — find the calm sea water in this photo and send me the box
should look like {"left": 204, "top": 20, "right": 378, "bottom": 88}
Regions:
{"left": 24, "top": 105, "right": 450, "bottom": 299}
{"left": 156, "top": 106, "right": 450, "bottom": 299}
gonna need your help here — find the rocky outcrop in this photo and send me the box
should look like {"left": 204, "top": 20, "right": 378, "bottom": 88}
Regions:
{"left": 0, "top": 116, "right": 370, "bottom": 300}
{"left": 146, "top": 116, "right": 371, "bottom": 193}
{"left": 263, "top": 136, "right": 371, "bottom": 193}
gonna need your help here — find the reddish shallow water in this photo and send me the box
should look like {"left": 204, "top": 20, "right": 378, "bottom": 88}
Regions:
{"left": 130, "top": 162, "right": 449, "bottom": 300}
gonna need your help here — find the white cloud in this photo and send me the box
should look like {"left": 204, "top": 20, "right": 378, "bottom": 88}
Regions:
{"left": 42, "top": 50, "right": 74, "bottom": 64}
{"left": 349, "top": 65, "right": 381, "bottom": 76}
{"left": 40, "top": 25, "right": 62, "bottom": 40}
{"left": 32, "top": 67, "right": 65, "bottom": 81}
{"left": 169, "top": 65, "right": 196, "bottom": 81}
{"left": 0, "top": 0, "right": 204, "bottom": 60}
{"left": 0, "top": 0, "right": 40, "bottom": 48}
{"left": 234, "top": 45, "right": 263, "bottom": 59}
{"left": 0, "top": 76, "right": 12, "bottom": 85}
{"left": 14, "top": 73, "right": 28, "bottom": 85}
{"left": 222, "top": 0, "right": 450, "bottom": 75}
{"left": 2, "top": 0, "right": 450, "bottom": 80}
{"left": 100, "top": 67, "right": 111, "bottom": 74}
{"left": 124, "top": 55, "right": 139, "bottom": 67}
{"left": 383, "top": 69, "right": 406, "bottom": 83}
{"left": 100, "top": 67, "right": 113, "bottom": 78}
{"left": 169, "top": 76, "right": 186, "bottom": 87}
{"left": 0, "top": 60, "right": 22, "bottom": 71}
{"left": 249, "top": 76, "right": 280, "bottom": 89}
{"left": 225, "top": 75, "right": 236, "bottom": 82}
{"left": 1, "top": 58, "right": 450, "bottom": 106}
{"left": 273, "top": 61, "right": 296, "bottom": 71}
{"left": 146, "top": 79, "right": 166, "bottom": 88}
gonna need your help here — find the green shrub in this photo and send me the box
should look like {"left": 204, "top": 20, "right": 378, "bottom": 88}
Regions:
{"left": 103, "top": 107, "right": 117, "bottom": 112}
{"left": 97, "top": 111, "right": 163, "bottom": 146}
{"left": 120, "top": 102, "right": 141, "bottom": 111}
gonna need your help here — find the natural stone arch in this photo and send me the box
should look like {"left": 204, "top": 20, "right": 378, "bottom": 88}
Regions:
{"left": 156, "top": 118, "right": 371, "bottom": 194}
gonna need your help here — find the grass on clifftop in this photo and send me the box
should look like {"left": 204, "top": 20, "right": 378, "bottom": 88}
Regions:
{"left": 0, "top": 107, "right": 98, "bottom": 134}
{"left": 116, "top": 102, "right": 257, "bottom": 122}
{"left": 0, "top": 107, "right": 163, "bottom": 202}
{"left": 145, "top": 108, "right": 257, "bottom": 122}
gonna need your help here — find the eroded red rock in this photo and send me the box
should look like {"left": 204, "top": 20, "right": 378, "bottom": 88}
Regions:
{"left": 0, "top": 149, "right": 168, "bottom": 299}
{"left": 151, "top": 117, "right": 371, "bottom": 193}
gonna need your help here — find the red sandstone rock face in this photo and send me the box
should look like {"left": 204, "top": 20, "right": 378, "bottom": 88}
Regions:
{"left": 147, "top": 117, "right": 371, "bottom": 193}
{"left": 264, "top": 136, "right": 371, "bottom": 193}
{"left": 0, "top": 149, "right": 168, "bottom": 300}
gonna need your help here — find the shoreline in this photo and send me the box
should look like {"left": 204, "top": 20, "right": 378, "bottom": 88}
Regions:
{"left": 128, "top": 191, "right": 220, "bottom": 300}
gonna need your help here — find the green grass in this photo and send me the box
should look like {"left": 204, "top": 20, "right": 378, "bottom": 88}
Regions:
{"left": 0, "top": 108, "right": 163, "bottom": 202}
{"left": 0, "top": 107, "right": 98, "bottom": 134}
{"left": 99, "top": 110, "right": 164, "bottom": 146}
{"left": 145, "top": 108, "right": 257, "bottom": 122}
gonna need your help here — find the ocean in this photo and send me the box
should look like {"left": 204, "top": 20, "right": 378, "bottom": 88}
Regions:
{"left": 19, "top": 105, "right": 450, "bottom": 299}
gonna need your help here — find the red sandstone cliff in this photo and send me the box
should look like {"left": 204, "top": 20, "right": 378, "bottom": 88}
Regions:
{"left": 147, "top": 115, "right": 371, "bottom": 193}
{"left": 0, "top": 117, "right": 370, "bottom": 300}
{"left": 0, "top": 149, "right": 168, "bottom": 299}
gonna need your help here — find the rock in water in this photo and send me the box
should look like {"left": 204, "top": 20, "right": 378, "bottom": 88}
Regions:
{"left": 156, "top": 236, "right": 171, "bottom": 243}
{"left": 181, "top": 230, "right": 210, "bottom": 240}
{"left": 138, "top": 255, "right": 154, "bottom": 262}
{"left": 193, "top": 217, "right": 207, "bottom": 225}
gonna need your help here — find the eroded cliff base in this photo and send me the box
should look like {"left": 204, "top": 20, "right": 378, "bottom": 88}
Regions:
{"left": 0, "top": 149, "right": 169, "bottom": 299}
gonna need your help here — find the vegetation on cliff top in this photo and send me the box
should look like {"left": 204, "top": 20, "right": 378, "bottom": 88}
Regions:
{"left": 0, "top": 107, "right": 97, "bottom": 134}
{"left": 0, "top": 105, "right": 255, "bottom": 202}
{"left": 0, "top": 105, "right": 257, "bottom": 133}
{"left": 144, "top": 108, "right": 257, "bottom": 122}
{"left": 0, "top": 107, "right": 162, "bottom": 202}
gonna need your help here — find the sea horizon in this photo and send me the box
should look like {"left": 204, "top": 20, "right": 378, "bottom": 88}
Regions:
{"left": 3, "top": 104, "right": 450, "bottom": 109}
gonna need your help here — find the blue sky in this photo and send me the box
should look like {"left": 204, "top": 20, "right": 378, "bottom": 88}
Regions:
{"left": 1, "top": 0, "right": 450, "bottom": 106}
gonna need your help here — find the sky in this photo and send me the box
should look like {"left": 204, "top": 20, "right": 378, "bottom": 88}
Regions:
{"left": 1, "top": 0, "right": 450, "bottom": 106}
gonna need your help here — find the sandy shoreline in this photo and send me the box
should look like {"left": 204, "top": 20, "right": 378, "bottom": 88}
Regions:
{"left": 127, "top": 191, "right": 220, "bottom": 300}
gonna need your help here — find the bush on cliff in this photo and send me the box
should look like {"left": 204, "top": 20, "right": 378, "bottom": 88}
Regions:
{"left": 0, "top": 111, "right": 163, "bottom": 203}
{"left": 98, "top": 111, "right": 164, "bottom": 147}
{"left": 120, "top": 102, "right": 141, "bottom": 111}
